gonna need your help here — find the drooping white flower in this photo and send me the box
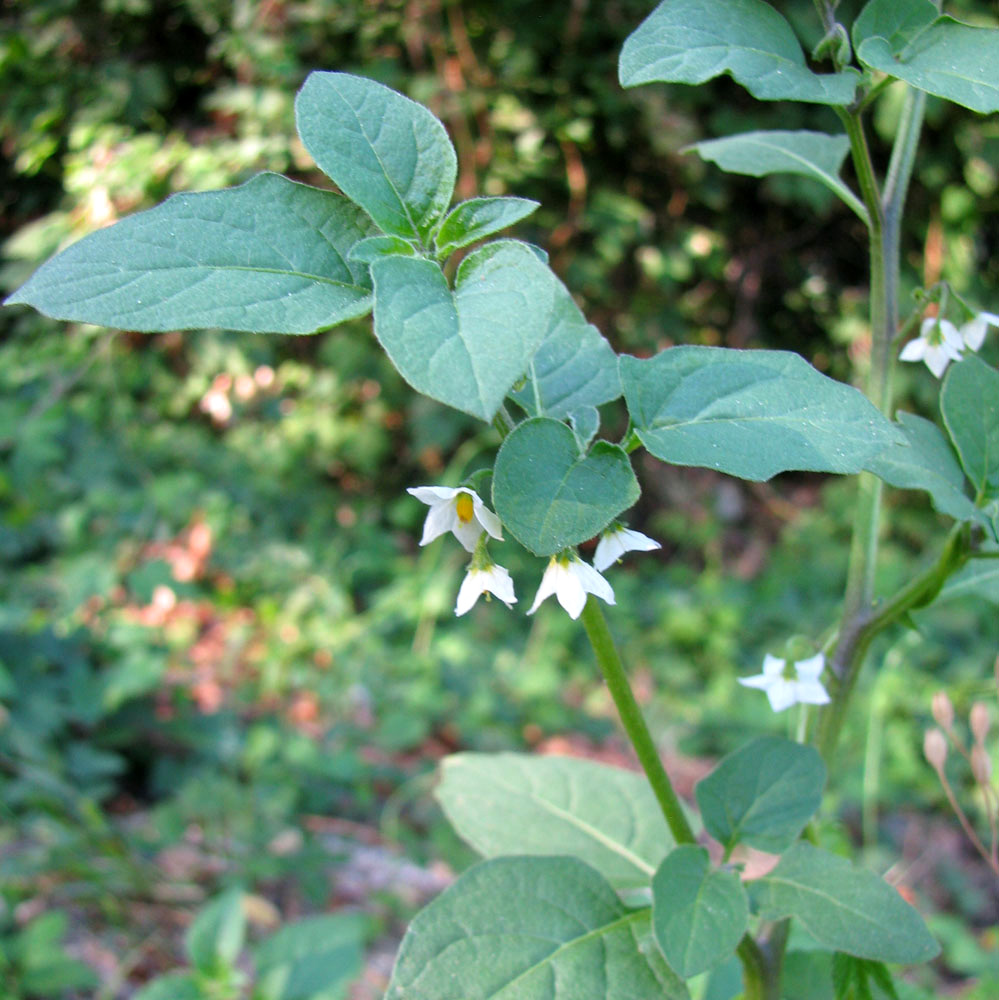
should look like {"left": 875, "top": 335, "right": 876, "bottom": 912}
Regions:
{"left": 455, "top": 562, "right": 517, "bottom": 616}
{"left": 738, "top": 653, "right": 830, "bottom": 713}
{"left": 407, "top": 486, "right": 503, "bottom": 552}
{"left": 593, "top": 524, "right": 661, "bottom": 572}
{"left": 959, "top": 311, "right": 999, "bottom": 352}
{"left": 899, "top": 317, "right": 964, "bottom": 378}
{"left": 527, "top": 553, "right": 615, "bottom": 620}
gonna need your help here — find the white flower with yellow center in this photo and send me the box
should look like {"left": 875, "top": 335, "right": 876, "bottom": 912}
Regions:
{"left": 527, "top": 553, "right": 615, "bottom": 620}
{"left": 738, "top": 653, "right": 830, "bottom": 713}
{"left": 593, "top": 524, "right": 661, "bottom": 572}
{"left": 407, "top": 486, "right": 503, "bottom": 552}
{"left": 455, "top": 561, "right": 517, "bottom": 616}
{"left": 899, "top": 317, "right": 964, "bottom": 378}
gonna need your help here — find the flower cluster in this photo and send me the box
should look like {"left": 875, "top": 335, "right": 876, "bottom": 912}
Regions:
{"left": 900, "top": 310, "right": 998, "bottom": 378}
{"left": 738, "top": 652, "right": 830, "bottom": 713}
{"left": 407, "top": 488, "right": 660, "bottom": 619}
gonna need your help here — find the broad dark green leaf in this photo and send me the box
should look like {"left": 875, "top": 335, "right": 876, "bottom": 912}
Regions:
{"left": 695, "top": 737, "right": 825, "bottom": 854}
{"left": 688, "top": 131, "right": 865, "bottom": 221}
{"left": 370, "top": 241, "right": 554, "bottom": 421}
{"left": 856, "top": 16, "right": 999, "bottom": 114}
{"left": 385, "top": 856, "right": 689, "bottom": 1000}
{"left": 186, "top": 888, "right": 246, "bottom": 974}
{"left": 619, "top": 0, "right": 858, "bottom": 106}
{"left": 652, "top": 845, "right": 748, "bottom": 978}
{"left": 754, "top": 844, "right": 939, "bottom": 964}
{"left": 435, "top": 196, "right": 540, "bottom": 257}
{"left": 4, "top": 173, "right": 377, "bottom": 334}
{"left": 865, "top": 412, "right": 979, "bottom": 522}
{"left": 493, "top": 417, "right": 639, "bottom": 556}
{"left": 254, "top": 914, "right": 363, "bottom": 1000}
{"left": 941, "top": 356, "right": 999, "bottom": 497}
{"left": 509, "top": 281, "right": 621, "bottom": 419}
{"left": 851, "top": 0, "right": 937, "bottom": 55}
{"left": 295, "top": 71, "right": 457, "bottom": 241}
{"left": 620, "top": 347, "right": 902, "bottom": 481}
{"left": 436, "top": 752, "right": 673, "bottom": 889}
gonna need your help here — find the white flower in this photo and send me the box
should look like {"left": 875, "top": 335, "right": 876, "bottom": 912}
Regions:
{"left": 899, "top": 317, "right": 964, "bottom": 378}
{"left": 455, "top": 562, "right": 517, "bottom": 616}
{"left": 738, "top": 653, "right": 830, "bottom": 713}
{"left": 407, "top": 486, "right": 503, "bottom": 552}
{"left": 527, "top": 553, "right": 615, "bottom": 620}
{"left": 593, "top": 524, "right": 661, "bottom": 571}
{"left": 959, "top": 311, "right": 999, "bottom": 352}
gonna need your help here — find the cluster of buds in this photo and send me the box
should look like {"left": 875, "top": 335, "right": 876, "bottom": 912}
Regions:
{"left": 407, "top": 487, "right": 660, "bottom": 620}
{"left": 923, "top": 662, "right": 998, "bottom": 877}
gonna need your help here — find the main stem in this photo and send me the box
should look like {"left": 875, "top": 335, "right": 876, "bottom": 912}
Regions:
{"left": 579, "top": 597, "right": 771, "bottom": 999}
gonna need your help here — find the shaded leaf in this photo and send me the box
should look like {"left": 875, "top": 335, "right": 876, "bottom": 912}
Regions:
{"left": 435, "top": 197, "right": 540, "bottom": 257}
{"left": 436, "top": 752, "right": 673, "bottom": 889}
{"left": 941, "top": 356, "right": 999, "bottom": 497}
{"left": 4, "top": 173, "right": 376, "bottom": 334}
{"left": 186, "top": 888, "right": 246, "bottom": 975}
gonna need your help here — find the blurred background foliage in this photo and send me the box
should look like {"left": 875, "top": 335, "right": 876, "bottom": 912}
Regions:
{"left": 1, "top": 0, "right": 997, "bottom": 996}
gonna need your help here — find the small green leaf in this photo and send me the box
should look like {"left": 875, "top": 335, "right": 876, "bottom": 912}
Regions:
{"left": 620, "top": 347, "right": 903, "bottom": 481}
{"left": 695, "top": 737, "right": 825, "bottom": 854}
{"left": 619, "top": 0, "right": 859, "bottom": 106}
{"left": 434, "top": 196, "right": 540, "bottom": 257}
{"left": 832, "top": 953, "right": 900, "bottom": 1000}
{"left": 385, "top": 856, "right": 690, "bottom": 1000}
{"left": 133, "top": 973, "right": 204, "bottom": 1000}
{"left": 186, "top": 888, "right": 246, "bottom": 975}
{"left": 652, "top": 845, "right": 748, "bottom": 978}
{"left": 370, "top": 241, "right": 554, "bottom": 421}
{"left": 4, "top": 173, "right": 377, "bottom": 334}
{"left": 754, "top": 843, "right": 939, "bottom": 964}
{"left": 493, "top": 417, "right": 640, "bottom": 556}
{"left": 347, "top": 234, "right": 419, "bottom": 263}
{"left": 569, "top": 407, "right": 601, "bottom": 450}
{"left": 939, "top": 552, "right": 999, "bottom": 605}
{"left": 436, "top": 752, "right": 674, "bottom": 889}
{"left": 688, "top": 131, "right": 866, "bottom": 222}
{"left": 941, "top": 356, "right": 999, "bottom": 498}
{"left": 851, "top": 0, "right": 937, "bottom": 55}
{"left": 856, "top": 16, "right": 999, "bottom": 114}
{"left": 295, "top": 71, "right": 457, "bottom": 241}
{"left": 509, "top": 281, "right": 621, "bottom": 419}
{"left": 865, "top": 412, "right": 980, "bottom": 522}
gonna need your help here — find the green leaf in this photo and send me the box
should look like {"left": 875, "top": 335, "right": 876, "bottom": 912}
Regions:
{"left": 436, "top": 752, "right": 674, "bottom": 889}
{"left": 295, "top": 71, "right": 457, "bottom": 241}
{"left": 509, "top": 281, "right": 622, "bottom": 419}
{"left": 851, "top": 0, "right": 937, "bottom": 55}
{"left": 832, "top": 954, "right": 900, "bottom": 1000}
{"left": 941, "top": 356, "right": 999, "bottom": 498}
{"left": 435, "top": 196, "right": 541, "bottom": 257}
{"left": 619, "top": 0, "right": 859, "bottom": 106}
{"left": 754, "top": 843, "right": 939, "bottom": 964}
{"left": 385, "top": 856, "right": 690, "bottom": 1000}
{"left": 569, "top": 407, "right": 601, "bottom": 450}
{"left": 688, "top": 131, "right": 866, "bottom": 221}
{"left": 133, "top": 973, "right": 204, "bottom": 1000}
{"left": 492, "top": 417, "right": 640, "bottom": 556}
{"left": 347, "top": 234, "right": 419, "bottom": 264}
{"left": 254, "top": 914, "right": 363, "bottom": 1000}
{"left": 695, "top": 736, "right": 825, "bottom": 854}
{"left": 186, "top": 888, "right": 246, "bottom": 975}
{"left": 865, "top": 412, "right": 979, "bottom": 522}
{"left": 370, "top": 241, "right": 554, "bottom": 421}
{"left": 939, "top": 553, "right": 999, "bottom": 605}
{"left": 856, "top": 15, "right": 999, "bottom": 114}
{"left": 620, "top": 347, "right": 902, "bottom": 481}
{"left": 782, "top": 951, "right": 835, "bottom": 1000}
{"left": 4, "top": 173, "right": 377, "bottom": 334}
{"left": 652, "top": 845, "right": 748, "bottom": 978}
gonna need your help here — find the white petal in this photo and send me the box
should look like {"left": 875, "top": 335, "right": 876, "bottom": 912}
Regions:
{"left": 795, "top": 679, "right": 831, "bottom": 706}
{"left": 766, "top": 680, "right": 799, "bottom": 713}
{"left": 421, "top": 501, "right": 459, "bottom": 546}
{"left": 483, "top": 565, "right": 517, "bottom": 607}
{"left": 527, "top": 560, "right": 561, "bottom": 615}
{"left": 938, "top": 318, "right": 962, "bottom": 348}
{"left": 738, "top": 673, "right": 773, "bottom": 690}
{"left": 455, "top": 571, "right": 488, "bottom": 616}
{"left": 407, "top": 486, "right": 458, "bottom": 504}
{"left": 571, "top": 559, "right": 615, "bottom": 606}
{"left": 923, "top": 345, "right": 953, "bottom": 379}
{"left": 451, "top": 515, "right": 484, "bottom": 552}
{"left": 961, "top": 316, "right": 988, "bottom": 352}
{"left": 761, "top": 653, "right": 787, "bottom": 678}
{"left": 919, "top": 317, "right": 936, "bottom": 339}
{"left": 978, "top": 311, "right": 999, "bottom": 327}
{"left": 553, "top": 562, "right": 588, "bottom": 619}
{"left": 899, "top": 338, "right": 926, "bottom": 362}
{"left": 593, "top": 532, "right": 626, "bottom": 571}
{"left": 471, "top": 495, "right": 504, "bottom": 541}
{"left": 794, "top": 653, "right": 825, "bottom": 682}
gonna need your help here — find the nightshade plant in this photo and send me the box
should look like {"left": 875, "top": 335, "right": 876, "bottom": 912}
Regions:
{"left": 6, "top": 0, "right": 999, "bottom": 996}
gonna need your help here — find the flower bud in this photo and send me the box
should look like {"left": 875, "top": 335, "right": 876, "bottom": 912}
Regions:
{"left": 923, "top": 728, "right": 948, "bottom": 771}
{"left": 970, "top": 702, "right": 991, "bottom": 747}
{"left": 971, "top": 744, "right": 992, "bottom": 785}
{"left": 931, "top": 691, "right": 954, "bottom": 730}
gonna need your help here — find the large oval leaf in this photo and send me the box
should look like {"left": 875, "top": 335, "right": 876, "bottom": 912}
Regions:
{"left": 4, "top": 173, "right": 377, "bottom": 334}
{"left": 436, "top": 752, "right": 673, "bottom": 889}
{"left": 941, "top": 356, "right": 999, "bottom": 498}
{"left": 385, "top": 856, "right": 689, "bottom": 1000}
{"left": 295, "top": 71, "right": 457, "bottom": 242}
{"left": 620, "top": 347, "right": 903, "bottom": 481}
{"left": 619, "top": 0, "right": 858, "bottom": 106}
{"left": 754, "top": 843, "right": 939, "bottom": 964}
{"left": 492, "top": 417, "right": 639, "bottom": 556}
{"left": 370, "top": 241, "right": 555, "bottom": 421}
